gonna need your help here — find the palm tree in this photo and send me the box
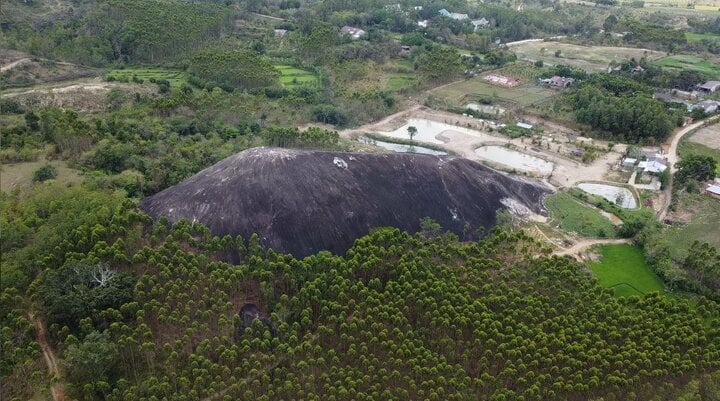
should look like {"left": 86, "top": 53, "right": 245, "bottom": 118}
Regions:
{"left": 407, "top": 126, "right": 418, "bottom": 142}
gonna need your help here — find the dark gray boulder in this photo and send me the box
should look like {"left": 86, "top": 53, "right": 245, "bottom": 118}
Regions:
{"left": 141, "top": 148, "right": 550, "bottom": 257}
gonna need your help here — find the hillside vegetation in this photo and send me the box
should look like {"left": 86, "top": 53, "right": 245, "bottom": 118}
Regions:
{"left": 2, "top": 190, "right": 720, "bottom": 400}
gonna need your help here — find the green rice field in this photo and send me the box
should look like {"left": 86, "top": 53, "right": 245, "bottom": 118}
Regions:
{"left": 589, "top": 244, "right": 666, "bottom": 298}
{"left": 275, "top": 65, "right": 318, "bottom": 87}
{"left": 685, "top": 32, "right": 720, "bottom": 43}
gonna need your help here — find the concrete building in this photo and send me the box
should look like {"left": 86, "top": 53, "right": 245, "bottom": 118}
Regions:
{"left": 340, "top": 26, "right": 367, "bottom": 39}
{"left": 698, "top": 80, "right": 720, "bottom": 93}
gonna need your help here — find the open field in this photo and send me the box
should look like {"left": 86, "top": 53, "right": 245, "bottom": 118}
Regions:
{"left": 275, "top": 65, "right": 318, "bottom": 87}
{"left": 665, "top": 193, "right": 720, "bottom": 260}
{"left": 653, "top": 55, "right": 720, "bottom": 76}
{"left": 431, "top": 75, "right": 557, "bottom": 109}
{"left": 589, "top": 244, "right": 666, "bottom": 297}
{"left": 1, "top": 159, "right": 82, "bottom": 193}
{"left": 106, "top": 68, "right": 189, "bottom": 87}
{"left": 688, "top": 123, "right": 720, "bottom": 149}
{"left": 545, "top": 192, "right": 618, "bottom": 237}
{"left": 510, "top": 42, "right": 666, "bottom": 72}
{"left": 386, "top": 73, "right": 417, "bottom": 91}
{"left": 685, "top": 32, "right": 720, "bottom": 42}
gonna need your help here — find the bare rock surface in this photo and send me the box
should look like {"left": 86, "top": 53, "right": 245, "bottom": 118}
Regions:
{"left": 141, "top": 148, "right": 550, "bottom": 257}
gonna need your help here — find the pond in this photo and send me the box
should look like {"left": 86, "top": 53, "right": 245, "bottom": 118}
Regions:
{"left": 577, "top": 183, "right": 637, "bottom": 209}
{"left": 465, "top": 103, "right": 506, "bottom": 116}
{"left": 361, "top": 137, "right": 448, "bottom": 155}
{"left": 377, "top": 118, "right": 496, "bottom": 145}
{"left": 474, "top": 146, "right": 554, "bottom": 175}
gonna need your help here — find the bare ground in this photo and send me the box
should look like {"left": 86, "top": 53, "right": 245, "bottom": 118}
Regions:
{"left": 688, "top": 123, "right": 720, "bottom": 149}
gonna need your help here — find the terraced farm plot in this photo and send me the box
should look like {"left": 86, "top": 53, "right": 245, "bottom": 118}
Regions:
{"left": 545, "top": 192, "right": 618, "bottom": 237}
{"left": 106, "top": 68, "right": 189, "bottom": 87}
{"left": 589, "top": 244, "right": 666, "bottom": 298}
{"left": 653, "top": 55, "right": 720, "bottom": 76}
{"left": 510, "top": 42, "right": 666, "bottom": 72}
{"left": 432, "top": 76, "right": 556, "bottom": 109}
{"left": 275, "top": 65, "right": 318, "bottom": 87}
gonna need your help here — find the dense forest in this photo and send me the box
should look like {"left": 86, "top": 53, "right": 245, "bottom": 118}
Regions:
{"left": 2, "top": 188, "right": 720, "bottom": 400}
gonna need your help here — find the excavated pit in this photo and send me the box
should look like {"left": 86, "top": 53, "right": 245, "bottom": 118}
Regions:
{"left": 141, "top": 148, "right": 550, "bottom": 257}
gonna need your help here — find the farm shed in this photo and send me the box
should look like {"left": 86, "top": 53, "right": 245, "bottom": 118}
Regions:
{"left": 705, "top": 184, "right": 720, "bottom": 200}
{"left": 697, "top": 80, "right": 720, "bottom": 93}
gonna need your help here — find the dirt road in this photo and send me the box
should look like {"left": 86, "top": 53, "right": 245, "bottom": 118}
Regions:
{"left": 553, "top": 238, "right": 631, "bottom": 257}
{"left": 29, "top": 313, "right": 65, "bottom": 401}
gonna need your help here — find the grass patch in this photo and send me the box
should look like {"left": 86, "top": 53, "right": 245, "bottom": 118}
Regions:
{"left": 432, "top": 74, "right": 557, "bottom": 109}
{"left": 653, "top": 55, "right": 720, "bottom": 77}
{"left": 510, "top": 42, "right": 666, "bottom": 72}
{"left": 678, "top": 138, "right": 720, "bottom": 176}
{"left": 386, "top": 74, "right": 417, "bottom": 91}
{"left": 685, "top": 32, "right": 720, "bottom": 43}
{"left": 589, "top": 244, "right": 666, "bottom": 297}
{"left": 275, "top": 65, "right": 318, "bottom": 88}
{"left": 1, "top": 158, "right": 82, "bottom": 193}
{"left": 664, "top": 192, "right": 720, "bottom": 260}
{"left": 545, "top": 192, "right": 618, "bottom": 237}
{"left": 106, "top": 67, "right": 189, "bottom": 87}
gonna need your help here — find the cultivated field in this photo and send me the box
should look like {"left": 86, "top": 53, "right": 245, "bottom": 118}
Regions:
{"left": 276, "top": 65, "right": 318, "bottom": 87}
{"left": 545, "top": 192, "right": 618, "bottom": 237}
{"left": 688, "top": 123, "right": 720, "bottom": 149}
{"left": 106, "top": 68, "right": 189, "bottom": 87}
{"left": 510, "top": 42, "right": 666, "bottom": 72}
{"left": 653, "top": 55, "right": 720, "bottom": 76}
{"left": 431, "top": 76, "right": 556, "bottom": 109}
{"left": 589, "top": 244, "right": 667, "bottom": 297}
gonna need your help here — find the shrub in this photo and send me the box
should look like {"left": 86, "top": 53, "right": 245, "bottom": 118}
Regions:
{"left": 33, "top": 165, "right": 58, "bottom": 182}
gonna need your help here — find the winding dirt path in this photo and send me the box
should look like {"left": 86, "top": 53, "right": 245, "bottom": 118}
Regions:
{"left": 29, "top": 313, "right": 65, "bottom": 401}
{"left": 553, "top": 238, "right": 631, "bottom": 257}
{"left": 0, "top": 57, "right": 32, "bottom": 72}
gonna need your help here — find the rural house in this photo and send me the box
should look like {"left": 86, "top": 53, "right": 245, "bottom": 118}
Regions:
{"left": 438, "top": 9, "right": 469, "bottom": 20}
{"left": 274, "top": 29, "right": 287, "bottom": 37}
{"left": 693, "top": 100, "right": 720, "bottom": 114}
{"left": 638, "top": 159, "right": 667, "bottom": 174}
{"left": 417, "top": 20, "right": 429, "bottom": 27}
{"left": 340, "top": 26, "right": 367, "bottom": 39}
{"left": 540, "top": 76, "right": 575, "bottom": 88}
{"left": 622, "top": 158, "right": 637, "bottom": 168}
{"left": 697, "top": 80, "right": 720, "bottom": 93}
{"left": 471, "top": 18, "right": 490, "bottom": 31}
